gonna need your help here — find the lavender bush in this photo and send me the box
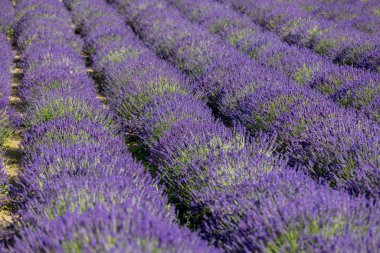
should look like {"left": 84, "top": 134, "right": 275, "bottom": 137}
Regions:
{"left": 108, "top": 0, "right": 380, "bottom": 197}
{"left": 218, "top": 0, "right": 380, "bottom": 72}
{"left": 0, "top": 32, "right": 13, "bottom": 146}
{"left": 63, "top": 0, "right": 380, "bottom": 251}
{"left": 166, "top": 0, "right": 380, "bottom": 122}
{"left": 1, "top": 0, "right": 379, "bottom": 251}
{"left": 5, "top": 0, "right": 216, "bottom": 251}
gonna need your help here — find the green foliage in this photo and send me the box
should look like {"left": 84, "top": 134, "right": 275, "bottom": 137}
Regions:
{"left": 119, "top": 77, "right": 188, "bottom": 120}
{"left": 268, "top": 15, "right": 283, "bottom": 30}
{"left": 266, "top": 217, "right": 349, "bottom": 253}
{"left": 25, "top": 97, "right": 105, "bottom": 127}
{"left": 373, "top": 8, "right": 380, "bottom": 16}
{"left": 0, "top": 112, "right": 13, "bottom": 147}
{"left": 318, "top": 77, "right": 343, "bottom": 95}
{"left": 227, "top": 27, "right": 256, "bottom": 46}
{"left": 101, "top": 47, "right": 139, "bottom": 64}
{"left": 209, "top": 18, "right": 234, "bottom": 35}
{"left": 294, "top": 64, "right": 317, "bottom": 85}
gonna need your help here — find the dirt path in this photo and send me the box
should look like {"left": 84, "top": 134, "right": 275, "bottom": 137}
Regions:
{"left": 83, "top": 53, "right": 108, "bottom": 107}
{"left": 0, "top": 36, "right": 24, "bottom": 242}
{"left": 4, "top": 44, "right": 23, "bottom": 177}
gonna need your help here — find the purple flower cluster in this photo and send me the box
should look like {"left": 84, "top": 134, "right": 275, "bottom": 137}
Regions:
{"left": 218, "top": 0, "right": 380, "bottom": 73}
{"left": 108, "top": 0, "right": 380, "bottom": 197}
{"left": 0, "top": 2, "right": 14, "bottom": 213}
{"left": 64, "top": 0, "right": 380, "bottom": 251}
{"left": 65, "top": 0, "right": 283, "bottom": 225}
{"left": 7, "top": 0, "right": 216, "bottom": 252}
{"left": 0, "top": 33, "right": 13, "bottom": 147}
{"left": 0, "top": 1, "right": 14, "bottom": 141}
{"left": 0, "top": 0, "right": 15, "bottom": 35}
{"left": 166, "top": 0, "right": 380, "bottom": 123}
{"left": 300, "top": 0, "right": 380, "bottom": 37}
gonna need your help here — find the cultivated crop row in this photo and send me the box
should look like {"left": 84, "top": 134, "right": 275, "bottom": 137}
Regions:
{"left": 286, "top": 0, "right": 380, "bottom": 37}
{"left": 0, "top": 0, "right": 14, "bottom": 217}
{"left": 5, "top": 0, "right": 214, "bottom": 251}
{"left": 218, "top": 0, "right": 380, "bottom": 72}
{"left": 1, "top": 0, "right": 379, "bottom": 252}
{"left": 63, "top": 0, "right": 380, "bottom": 251}
{"left": 166, "top": 0, "right": 380, "bottom": 122}
{"left": 108, "top": 0, "right": 380, "bottom": 197}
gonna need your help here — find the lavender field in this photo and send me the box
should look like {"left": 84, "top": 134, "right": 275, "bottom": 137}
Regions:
{"left": 0, "top": 0, "right": 379, "bottom": 252}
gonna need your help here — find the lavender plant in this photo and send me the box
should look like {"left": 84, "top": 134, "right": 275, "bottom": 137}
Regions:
{"left": 218, "top": 0, "right": 380, "bottom": 72}
{"left": 0, "top": 0, "right": 15, "bottom": 35}
{"left": 108, "top": 0, "right": 380, "bottom": 197}
{"left": 66, "top": 0, "right": 380, "bottom": 251}
{"left": 5, "top": 0, "right": 217, "bottom": 251}
{"left": 165, "top": 0, "right": 380, "bottom": 122}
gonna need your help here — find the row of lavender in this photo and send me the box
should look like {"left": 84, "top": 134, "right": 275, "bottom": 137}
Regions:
{"left": 5, "top": 0, "right": 215, "bottom": 251}
{"left": 66, "top": 0, "right": 380, "bottom": 251}
{"left": 287, "top": 0, "right": 380, "bottom": 37}
{"left": 109, "top": 0, "right": 380, "bottom": 197}
{"left": 0, "top": 1, "right": 13, "bottom": 111}
{"left": 66, "top": 0, "right": 283, "bottom": 249}
{"left": 0, "top": 0, "right": 14, "bottom": 213}
{"left": 218, "top": 0, "right": 380, "bottom": 72}
{"left": 0, "top": 0, "right": 14, "bottom": 36}
{"left": 166, "top": 0, "right": 380, "bottom": 122}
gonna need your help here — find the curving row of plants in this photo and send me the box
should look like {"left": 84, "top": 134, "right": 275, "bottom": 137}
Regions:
{"left": 108, "top": 0, "right": 380, "bottom": 197}
{"left": 66, "top": 0, "right": 281, "bottom": 249}
{"left": 0, "top": 0, "right": 15, "bottom": 223}
{"left": 0, "top": 4, "right": 14, "bottom": 147}
{"left": 217, "top": 0, "right": 380, "bottom": 73}
{"left": 285, "top": 0, "right": 380, "bottom": 37}
{"left": 166, "top": 0, "right": 380, "bottom": 122}
{"left": 64, "top": 0, "right": 380, "bottom": 251}
{"left": 0, "top": 0, "right": 15, "bottom": 36}
{"left": 4, "top": 0, "right": 214, "bottom": 251}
